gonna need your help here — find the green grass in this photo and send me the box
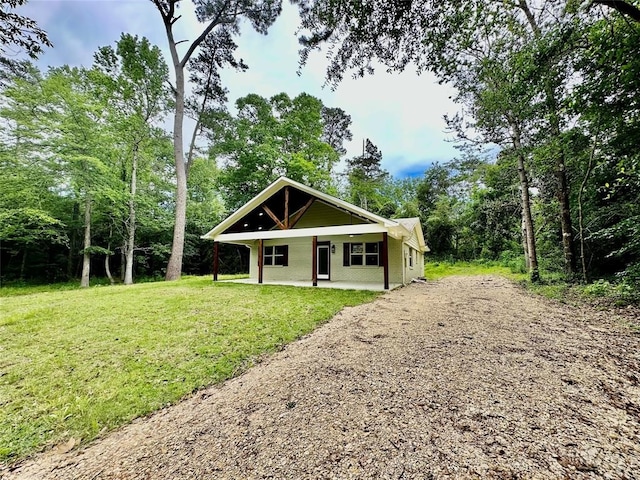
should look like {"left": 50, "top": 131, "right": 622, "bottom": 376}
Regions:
{"left": 424, "top": 261, "right": 639, "bottom": 308}
{"left": 0, "top": 274, "right": 250, "bottom": 297}
{"left": 423, "top": 260, "right": 526, "bottom": 281}
{"left": 0, "top": 276, "right": 378, "bottom": 463}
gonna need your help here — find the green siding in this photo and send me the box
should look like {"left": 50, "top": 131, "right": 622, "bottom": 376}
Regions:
{"left": 292, "top": 201, "right": 368, "bottom": 229}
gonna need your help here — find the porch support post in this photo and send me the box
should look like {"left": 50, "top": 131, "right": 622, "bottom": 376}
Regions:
{"left": 213, "top": 241, "right": 219, "bottom": 281}
{"left": 312, "top": 236, "right": 318, "bottom": 286}
{"left": 382, "top": 232, "right": 389, "bottom": 290}
{"left": 258, "top": 239, "right": 264, "bottom": 284}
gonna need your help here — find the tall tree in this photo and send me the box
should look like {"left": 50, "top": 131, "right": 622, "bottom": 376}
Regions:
{"left": 214, "top": 92, "right": 344, "bottom": 209}
{"left": 345, "top": 139, "right": 388, "bottom": 212}
{"left": 149, "top": 0, "right": 282, "bottom": 281}
{"left": 46, "top": 67, "right": 120, "bottom": 287}
{"left": 448, "top": 29, "right": 542, "bottom": 280}
{"left": 569, "top": 13, "right": 640, "bottom": 281}
{"left": 93, "top": 34, "right": 171, "bottom": 285}
{"left": 293, "top": 0, "right": 580, "bottom": 281}
{"left": 321, "top": 106, "right": 353, "bottom": 156}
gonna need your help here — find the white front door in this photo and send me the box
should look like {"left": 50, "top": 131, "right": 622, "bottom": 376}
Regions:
{"left": 317, "top": 244, "right": 330, "bottom": 280}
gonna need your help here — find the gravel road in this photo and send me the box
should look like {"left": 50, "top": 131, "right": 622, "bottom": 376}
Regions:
{"left": 3, "top": 276, "right": 640, "bottom": 479}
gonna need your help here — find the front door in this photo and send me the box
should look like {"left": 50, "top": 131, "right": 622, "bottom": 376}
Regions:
{"left": 317, "top": 243, "right": 330, "bottom": 280}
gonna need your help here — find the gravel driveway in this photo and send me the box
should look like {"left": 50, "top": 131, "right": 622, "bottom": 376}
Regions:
{"left": 3, "top": 276, "right": 640, "bottom": 479}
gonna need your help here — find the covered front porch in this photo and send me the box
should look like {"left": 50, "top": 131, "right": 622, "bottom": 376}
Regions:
{"left": 211, "top": 223, "right": 403, "bottom": 290}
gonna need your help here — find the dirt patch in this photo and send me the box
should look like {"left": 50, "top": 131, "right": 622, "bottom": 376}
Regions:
{"left": 3, "top": 276, "right": 639, "bottom": 479}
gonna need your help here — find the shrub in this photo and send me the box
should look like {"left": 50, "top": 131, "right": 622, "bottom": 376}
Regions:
{"left": 583, "top": 279, "right": 614, "bottom": 297}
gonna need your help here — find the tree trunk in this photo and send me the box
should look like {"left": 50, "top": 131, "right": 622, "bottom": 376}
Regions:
{"left": 105, "top": 225, "right": 115, "bottom": 285}
{"left": 578, "top": 131, "right": 598, "bottom": 283}
{"left": 124, "top": 144, "right": 139, "bottom": 285}
{"left": 519, "top": 0, "right": 575, "bottom": 278}
{"left": 20, "top": 249, "right": 27, "bottom": 280}
{"left": 556, "top": 157, "right": 576, "bottom": 278}
{"left": 80, "top": 196, "right": 92, "bottom": 288}
{"left": 521, "top": 216, "right": 530, "bottom": 269}
{"left": 511, "top": 122, "right": 540, "bottom": 282}
{"left": 152, "top": 0, "right": 237, "bottom": 281}
{"left": 164, "top": 31, "right": 187, "bottom": 281}
{"left": 105, "top": 252, "right": 114, "bottom": 285}
{"left": 121, "top": 245, "right": 126, "bottom": 282}
{"left": 67, "top": 202, "right": 79, "bottom": 279}
{"left": 517, "top": 154, "right": 540, "bottom": 282}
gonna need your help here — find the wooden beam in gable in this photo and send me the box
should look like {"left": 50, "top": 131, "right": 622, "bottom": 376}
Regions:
{"left": 262, "top": 205, "right": 286, "bottom": 230}
{"left": 284, "top": 187, "right": 290, "bottom": 229}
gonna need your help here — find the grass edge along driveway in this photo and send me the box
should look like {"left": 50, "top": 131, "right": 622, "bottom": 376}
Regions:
{"left": 0, "top": 277, "right": 379, "bottom": 464}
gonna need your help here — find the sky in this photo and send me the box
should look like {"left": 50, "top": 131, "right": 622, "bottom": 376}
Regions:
{"left": 15, "top": 0, "right": 462, "bottom": 178}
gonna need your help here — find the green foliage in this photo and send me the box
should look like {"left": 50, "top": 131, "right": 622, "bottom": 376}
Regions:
{"left": 583, "top": 279, "right": 615, "bottom": 297}
{"left": 0, "top": 39, "right": 179, "bottom": 283}
{"left": 376, "top": 177, "right": 421, "bottom": 219}
{"left": 0, "top": 277, "right": 377, "bottom": 462}
{"left": 214, "top": 92, "right": 346, "bottom": 209}
{"left": 345, "top": 138, "right": 389, "bottom": 213}
{"left": 321, "top": 107, "right": 353, "bottom": 156}
{"left": 0, "top": 208, "right": 67, "bottom": 246}
{"left": 0, "top": 0, "right": 51, "bottom": 60}
{"left": 2, "top": 0, "right": 639, "bottom": 291}
{"left": 91, "top": 34, "right": 173, "bottom": 284}
{"left": 293, "top": 1, "right": 640, "bottom": 285}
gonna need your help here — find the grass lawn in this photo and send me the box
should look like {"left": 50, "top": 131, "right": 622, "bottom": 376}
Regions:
{"left": 423, "top": 261, "right": 640, "bottom": 308}
{"left": 423, "top": 261, "right": 526, "bottom": 281}
{"left": 0, "top": 276, "right": 378, "bottom": 463}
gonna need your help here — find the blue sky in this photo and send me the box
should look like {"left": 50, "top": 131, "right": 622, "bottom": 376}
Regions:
{"left": 16, "top": 0, "right": 461, "bottom": 178}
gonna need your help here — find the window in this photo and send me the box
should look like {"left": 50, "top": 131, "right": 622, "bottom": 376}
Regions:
{"left": 343, "top": 242, "right": 382, "bottom": 267}
{"left": 365, "top": 242, "right": 379, "bottom": 266}
{"left": 263, "top": 245, "right": 288, "bottom": 266}
{"left": 351, "top": 243, "right": 364, "bottom": 265}
{"left": 409, "top": 247, "right": 414, "bottom": 268}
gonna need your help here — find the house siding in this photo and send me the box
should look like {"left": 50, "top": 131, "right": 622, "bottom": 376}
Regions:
{"left": 250, "top": 234, "right": 404, "bottom": 285}
{"left": 292, "top": 201, "right": 368, "bottom": 229}
{"left": 243, "top": 198, "right": 422, "bottom": 287}
{"left": 404, "top": 227, "right": 422, "bottom": 252}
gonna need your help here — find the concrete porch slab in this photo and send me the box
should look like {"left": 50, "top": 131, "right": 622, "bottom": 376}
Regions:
{"left": 217, "top": 278, "right": 403, "bottom": 292}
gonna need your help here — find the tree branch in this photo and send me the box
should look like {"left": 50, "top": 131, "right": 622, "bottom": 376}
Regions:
{"left": 590, "top": 0, "right": 640, "bottom": 22}
{"left": 180, "top": 1, "right": 231, "bottom": 68}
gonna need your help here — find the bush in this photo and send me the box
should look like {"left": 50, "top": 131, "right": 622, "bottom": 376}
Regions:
{"left": 582, "top": 277, "right": 639, "bottom": 304}
{"left": 618, "top": 264, "right": 640, "bottom": 289}
{"left": 498, "top": 250, "right": 527, "bottom": 274}
{"left": 583, "top": 279, "right": 614, "bottom": 297}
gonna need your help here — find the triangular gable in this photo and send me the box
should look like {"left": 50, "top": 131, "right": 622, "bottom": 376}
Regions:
{"left": 395, "top": 217, "right": 430, "bottom": 252}
{"left": 202, "top": 177, "right": 402, "bottom": 240}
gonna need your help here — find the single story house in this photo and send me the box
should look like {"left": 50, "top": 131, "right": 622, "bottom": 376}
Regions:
{"left": 202, "top": 176, "right": 429, "bottom": 290}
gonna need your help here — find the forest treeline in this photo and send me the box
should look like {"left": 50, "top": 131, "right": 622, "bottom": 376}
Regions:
{"left": 1, "top": 1, "right": 639, "bottom": 294}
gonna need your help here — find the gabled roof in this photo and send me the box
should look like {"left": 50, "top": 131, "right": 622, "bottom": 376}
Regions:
{"left": 396, "top": 217, "right": 429, "bottom": 252}
{"left": 202, "top": 176, "right": 428, "bottom": 252}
